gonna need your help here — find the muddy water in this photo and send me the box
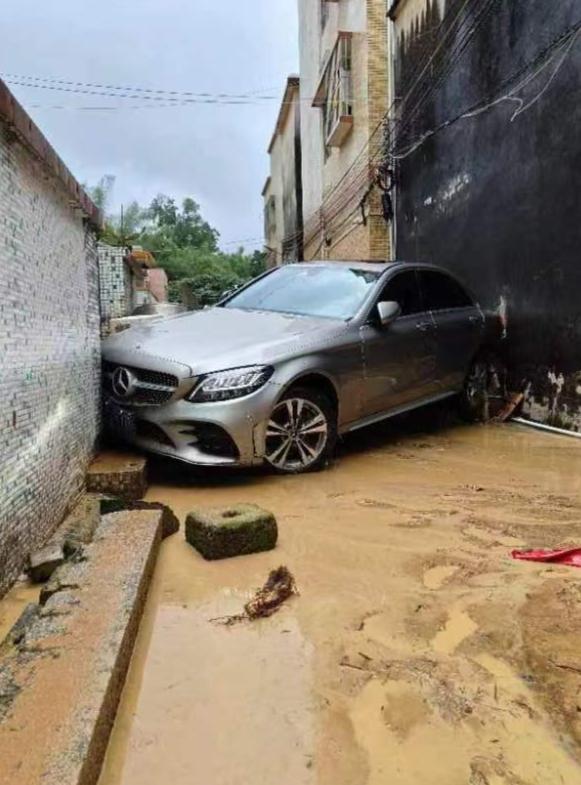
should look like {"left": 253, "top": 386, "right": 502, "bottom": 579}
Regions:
{"left": 0, "top": 580, "right": 39, "bottom": 644}
{"left": 98, "top": 419, "right": 581, "bottom": 785}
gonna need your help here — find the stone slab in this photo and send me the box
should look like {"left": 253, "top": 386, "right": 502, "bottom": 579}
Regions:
{"left": 47, "top": 495, "right": 102, "bottom": 556}
{"left": 100, "top": 499, "right": 179, "bottom": 539}
{"left": 86, "top": 452, "right": 147, "bottom": 501}
{"left": 0, "top": 509, "right": 164, "bottom": 785}
{"left": 185, "top": 504, "right": 278, "bottom": 560}
{"left": 28, "top": 545, "right": 65, "bottom": 584}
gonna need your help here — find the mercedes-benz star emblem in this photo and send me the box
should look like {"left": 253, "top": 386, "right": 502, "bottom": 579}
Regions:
{"left": 112, "top": 367, "right": 137, "bottom": 399}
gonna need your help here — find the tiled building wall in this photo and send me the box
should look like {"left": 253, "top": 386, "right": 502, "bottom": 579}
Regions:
{"left": 0, "top": 121, "right": 101, "bottom": 596}
{"left": 98, "top": 244, "right": 132, "bottom": 322}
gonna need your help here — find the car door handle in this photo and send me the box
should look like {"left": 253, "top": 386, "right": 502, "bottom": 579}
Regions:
{"left": 416, "top": 321, "right": 432, "bottom": 332}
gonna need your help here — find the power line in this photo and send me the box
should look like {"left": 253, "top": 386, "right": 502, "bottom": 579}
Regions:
{"left": 303, "top": 0, "right": 494, "bottom": 248}
{"left": 312, "top": 1, "right": 578, "bottom": 250}
{"left": 1, "top": 71, "right": 280, "bottom": 100}
{"left": 390, "top": 17, "right": 581, "bottom": 160}
{"left": 3, "top": 73, "right": 390, "bottom": 108}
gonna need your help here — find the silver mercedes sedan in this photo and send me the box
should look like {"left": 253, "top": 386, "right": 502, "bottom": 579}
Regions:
{"left": 102, "top": 261, "right": 489, "bottom": 474}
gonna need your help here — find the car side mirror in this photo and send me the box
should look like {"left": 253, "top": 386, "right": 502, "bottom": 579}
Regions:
{"left": 377, "top": 300, "right": 401, "bottom": 327}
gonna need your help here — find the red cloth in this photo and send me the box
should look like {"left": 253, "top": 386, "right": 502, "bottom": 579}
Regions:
{"left": 511, "top": 548, "right": 581, "bottom": 567}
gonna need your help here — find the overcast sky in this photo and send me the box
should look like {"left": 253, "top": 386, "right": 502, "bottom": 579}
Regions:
{"left": 0, "top": 0, "right": 298, "bottom": 251}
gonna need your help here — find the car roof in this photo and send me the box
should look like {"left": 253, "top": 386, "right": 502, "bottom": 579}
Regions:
{"left": 284, "top": 260, "right": 394, "bottom": 273}
{"left": 283, "top": 260, "right": 453, "bottom": 275}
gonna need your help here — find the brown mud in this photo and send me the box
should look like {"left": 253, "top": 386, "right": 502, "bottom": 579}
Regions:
{"left": 10, "top": 412, "right": 580, "bottom": 785}
{"left": 97, "top": 416, "right": 581, "bottom": 785}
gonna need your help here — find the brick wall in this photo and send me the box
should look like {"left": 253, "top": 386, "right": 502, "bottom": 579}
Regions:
{"left": 0, "top": 120, "right": 101, "bottom": 596}
{"left": 300, "top": 0, "right": 392, "bottom": 262}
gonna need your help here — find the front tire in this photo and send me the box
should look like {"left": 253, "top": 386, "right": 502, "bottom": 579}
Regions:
{"left": 264, "top": 386, "right": 337, "bottom": 474}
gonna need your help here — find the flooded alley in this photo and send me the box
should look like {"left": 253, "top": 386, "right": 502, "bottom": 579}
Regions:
{"left": 98, "top": 415, "right": 581, "bottom": 785}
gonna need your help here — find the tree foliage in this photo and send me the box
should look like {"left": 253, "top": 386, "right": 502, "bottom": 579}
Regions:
{"left": 87, "top": 180, "right": 266, "bottom": 307}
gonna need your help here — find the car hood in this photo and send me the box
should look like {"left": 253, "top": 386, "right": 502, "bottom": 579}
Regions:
{"left": 102, "top": 307, "right": 346, "bottom": 376}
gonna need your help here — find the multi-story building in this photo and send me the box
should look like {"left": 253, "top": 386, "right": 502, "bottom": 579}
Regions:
{"left": 297, "top": 0, "right": 392, "bottom": 261}
{"left": 262, "top": 76, "right": 303, "bottom": 266}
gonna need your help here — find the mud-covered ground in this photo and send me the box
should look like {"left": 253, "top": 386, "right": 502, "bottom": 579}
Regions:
{"left": 94, "top": 410, "right": 581, "bottom": 785}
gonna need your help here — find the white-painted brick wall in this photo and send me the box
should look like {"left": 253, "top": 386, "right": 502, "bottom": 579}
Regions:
{"left": 0, "top": 120, "right": 101, "bottom": 596}
{"left": 98, "top": 243, "right": 133, "bottom": 322}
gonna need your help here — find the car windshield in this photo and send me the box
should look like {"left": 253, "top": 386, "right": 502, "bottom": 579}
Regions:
{"left": 223, "top": 265, "right": 381, "bottom": 320}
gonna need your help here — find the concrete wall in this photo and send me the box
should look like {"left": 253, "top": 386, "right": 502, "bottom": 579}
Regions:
{"left": 0, "top": 119, "right": 101, "bottom": 595}
{"left": 279, "top": 97, "right": 303, "bottom": 262}
{"left": 264, "top": 79, "right": 303, "bottom": 264}
{"left": 299, "top": 0, "right": 391, "bottom": 261}
{"left": 389, "top": 0, "right": 581, "bottom": 429}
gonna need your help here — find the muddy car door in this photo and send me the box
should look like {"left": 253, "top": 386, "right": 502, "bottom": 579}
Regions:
{"left": 418, "top": 269, "right": 484, "bottom": 392}
{"left": 360, "top": 269, "right": 438, "bottom": 416}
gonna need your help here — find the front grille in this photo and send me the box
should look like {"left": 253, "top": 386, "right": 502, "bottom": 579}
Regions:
{"left": 103, "top": 361, "right": 178, "bottom": 407}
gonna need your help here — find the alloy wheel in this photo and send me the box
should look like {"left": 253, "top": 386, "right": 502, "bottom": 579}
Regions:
{"left": 265, "top": 397, "right": 329, "bottom": 472}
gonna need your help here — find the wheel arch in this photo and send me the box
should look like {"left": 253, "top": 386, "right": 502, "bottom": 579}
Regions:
{"left": 276, "top": 371, "right": 339, "bottom": 416}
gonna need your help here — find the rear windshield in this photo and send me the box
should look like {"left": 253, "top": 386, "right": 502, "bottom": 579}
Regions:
{"left": 223, "top": 265, "right": 381, "bottom": 320}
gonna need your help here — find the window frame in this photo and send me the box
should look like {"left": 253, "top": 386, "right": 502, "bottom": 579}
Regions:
{"left": 365, "top": 269, "right": 428, "bottom": 324}
{"left": 312, "top": 32, "right": 354, "bottom": 149}
{"left": 417, "top": 269, "right": 475, "bottom": 313}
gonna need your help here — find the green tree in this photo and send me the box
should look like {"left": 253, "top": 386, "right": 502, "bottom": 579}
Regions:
{"left": 90, "top": 183, "right": 266, "bottom": 307}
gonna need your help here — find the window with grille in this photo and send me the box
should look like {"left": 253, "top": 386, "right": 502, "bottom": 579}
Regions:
{"left": 313, "top": 33, "right": 354, "bottom": 148}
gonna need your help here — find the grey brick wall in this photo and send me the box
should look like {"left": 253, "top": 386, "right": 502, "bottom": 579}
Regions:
{"left": 0, "top": 120, "right": 101, "bottom": 596}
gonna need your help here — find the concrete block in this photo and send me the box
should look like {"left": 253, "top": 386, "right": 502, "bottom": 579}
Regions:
{"left": 185, "top": 504, "right": 278, "bottom": 560}
{"left": 0, "top": 508, "right": 164, "bottom": 785}
{"left": 86, "top": 452, "right": 147, "bottom": 501}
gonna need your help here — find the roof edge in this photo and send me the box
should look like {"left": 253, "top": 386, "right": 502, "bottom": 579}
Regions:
{"left": 0, "top": 78, "right": 103, "bottom": 230}
{"left": 267, "top": 75, "right": 300, "bottom": 154}
{"left": 387, "top": 0, "right": 404, "bottom": 20}
{"left": 261, "top": 175, "right": 272, "bottom": 197}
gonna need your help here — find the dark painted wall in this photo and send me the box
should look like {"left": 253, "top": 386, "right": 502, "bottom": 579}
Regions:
{"left": 391, "top": 0, "right": 581, "bottom": 428}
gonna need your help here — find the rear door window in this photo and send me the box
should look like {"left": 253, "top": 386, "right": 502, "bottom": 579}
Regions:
{"left": 379, "top": 271, "right": 424, "bottom": 316}
{"left": 419, "top": 271, "right": 474, "bottom": 311}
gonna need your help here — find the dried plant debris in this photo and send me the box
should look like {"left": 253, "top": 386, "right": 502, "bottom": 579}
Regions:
{"left": 211, "top": 566, "right": 298, "bottom": 626}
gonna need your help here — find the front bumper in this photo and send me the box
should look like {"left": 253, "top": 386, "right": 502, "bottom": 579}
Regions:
{"left": 103, "top": 381, "right": 280, "bottom": 467}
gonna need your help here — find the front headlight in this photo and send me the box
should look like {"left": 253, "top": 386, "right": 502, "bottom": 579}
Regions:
{"left": 187, "top": 365, "right": 274, "bottom": 403}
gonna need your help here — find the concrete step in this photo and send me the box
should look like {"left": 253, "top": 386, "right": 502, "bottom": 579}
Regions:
{"left": 0, "top": 508, "right": 167, "bottom": 785}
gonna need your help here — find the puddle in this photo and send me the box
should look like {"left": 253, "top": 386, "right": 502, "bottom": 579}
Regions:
{"left": 0, "top": 580, "right": 39, "bottom": 644}
{"left": 431, "top": 606, "right": 478, "bottom": 655}
{"left": 100, "top": 596, "right": 314, "bottom": 785}
{"left": 473, "top": 653, "right": 581, "bottom": 784}
{"left": 350, "top": 678, "right": 472, "bottom": 785}
{"left": 422, "top": 565, "right": 459, "bottom": 590}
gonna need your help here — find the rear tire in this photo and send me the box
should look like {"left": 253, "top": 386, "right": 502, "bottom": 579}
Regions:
{"left": 459, "top": 354, "right": 504, "bottom": 422}
{"left": 264, "top": 386, "right": 337, "bottom": 474}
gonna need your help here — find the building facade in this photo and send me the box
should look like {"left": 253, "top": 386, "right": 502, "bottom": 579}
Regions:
{"left": 262, "top": 76, "right": 303, "bottom": 266}
{"left": 298, "top": 0, "right": 392, "bottom": 261}
{"left": 386, "top": 0, "right": 581, "bottom": 430}
{"left": 0, "top": 79, "right": 102, "bottom": 596}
